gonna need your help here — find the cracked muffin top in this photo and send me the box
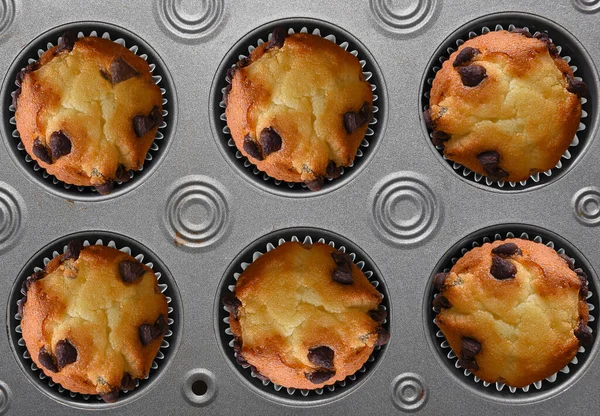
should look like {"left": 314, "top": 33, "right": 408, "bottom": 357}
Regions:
{"left": 426, "top": 30, "right": 587, "bottom": 182}
{"left": 433, "top": 238, "right": 592, "bottom": 388}
{"left": 14, "top": 33, "right": 162, "bottom": 195}
{"left": 19, "top": 242, "right": 168, "bottom": 402}
{"left": 224, "top": 29, "right": 373, "bottom": 191}
{"left": 223, "top": 241, "right": 389, "bottom": 390}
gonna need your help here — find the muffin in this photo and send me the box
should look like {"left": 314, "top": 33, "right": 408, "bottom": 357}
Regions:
{"left": 19, "top": 241, "right": 169, "bottom": 402}
{"left": 14, "top": 32, "right": 163, "bottom": 194}
{"left": 426, "top": 29, "right": 588, "bottom": 182}
{"left": 224, "top": 28, "right": 373, "bottom": 191}
{"left": 434, "top": 238, "right": 592, "bottom": 388}
{"left": 222, "top": 241, "right": 389, "bottom": 390}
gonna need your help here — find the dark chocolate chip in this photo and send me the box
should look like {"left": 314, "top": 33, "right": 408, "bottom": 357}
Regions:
{"left": 119, "top": 260, "right": 145, "bottom": 283}
{"left": 533, "top": 32, "right": 560, "bottom": 57}
{"left": 325, "top": 161, "right": 342, "bottom": 179}
{"left": 222, "top": 293, "right": 242, "bottom": 319}
{"left": 423, "top": 108, "right": 433, "bottom": 130}
{"left": 121, "top": 373, "right": 136, "bottom": 391}
{"left": 490, "top": 256, "right": 517, "bottom": 280}
{"left": 305, "top": 370, "right": 335, "bottom": 384}
{"left": 63, "top": 240, "right": 83, "bottom": 261}
{"left": 453, "top": 47, "right": 480, "bottom": 67}
{"left": 242, "top": 135, "right": 263, "bottom": 160}
{"left": 222, "top": 83, "right": 232, "bottom": 107}
{"left": 22, "top": 270, "right": 45, "bottom": 297}
{"left": 459, "top": 337, "right": 481, "bottom": 371}
{"left": 95, "top": 181, "right": 114, "bottom": 195}
{"left": 133, "top": 106, "right": 161, "bottom": 137}
{"left": 575, "top": 268, "right": 589, "bottom": 298}
{"left": 343, "top": 102, "right": 372, "bottom": 134}
{"left": 12, "top": 87, "right": 21, "bottom": 109}
{"left": 433, "top": 272, "right": 449, "bottom": 291}
{"left": 233, "top": 337, "right": 242, "bottom": 354}
{"left": 305, "top": 178, "right": 324, "bottom": 192}
{"left": 458, "top": 65, "right": 487, "bottom": 87}
{"left": 431, "top": 130, "right": 450, "bottom": 147}
{"left": 226, "top": 66, "right": 237, "bottom": 82}
{"left": 511, "top": 28, "right": 533, "bottom": 38}
{"left": 266, "top": 26, "right": 288, "bottom": 50}
{"left": 369, "top": 309, "right": 388, "bottom": 323}
{"left": 115, "top": 164, "right": 130, "bottom": 183}
{"left": 55, "top": 339, "right": 77, "bottom": 368}
{"left": 139, "top": 315, "right": 168, "bottom": 346}
{"left": 109, "top": 56, "right": 139, "bottom": 84}
{"left": 49, "top": 131, "right": 72, "bottom": 159}
{"left": 574, "top": 319, "right": 593, "bottom": 347}
{"left": 477, "top": 150, "right": 508, "bottom": 180}
{"left": 260, "top": 127, "right": 282, "bottom": 156}
{"left": 38, "top": 347, "right": 58, "bottom": 373}
{"left": 491, "top": 243, "right": 522, "bottom": 257}
{"left": 432, "top": 295, "right": 451, "bottom": 310}
{"left": 18, "top": 296, "right": 27, "bottom": 317}
{"left": 566, "top": 74, "right": 589, "bottom": 98}
{"left": 250, "top": 365, "right": 269, "bottom": 381}
{"left": 236, "top": 353, "right": 249, "bottom": 367}
{"left": 56, "top": 31, "right": 77, "bottom": 54}
{"left": 100, "top": 390, "right": 120, "bottom": 403}
{"left": 331, "top": 252, "right": 353, "bottom": 285}
{"left": 32, "top": 138, "right": 53, "bottom": 165}
{"left": 308, "top": 346, "right": 335, "bottom": 369}
{"left": 376, "top": 327, "right": 391, "bottom": 346}
{"left": 16, "top": 62, "right": 40, "bottom": 87}
{"left": 534, "top": 32, "right": 549, "bottom": 42}
{"left": 558, "top": 253, "right": 574, "bottom": 270}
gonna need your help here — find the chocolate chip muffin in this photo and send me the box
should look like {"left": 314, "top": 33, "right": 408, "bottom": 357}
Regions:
{"left": 426, "top": 29, "right": 587, "bottom": 182}
{"left": 222, "top": 241, "right": 389, "bottom": 389}
{"left": 434, "top": 239, "right": 591, "bottom": 388}
{"left": 224, "top": 28, "right": 373, "bottom": 191}
{"left": 19, "top": 241, "right": 168, "bottom": 402}
{"left": 14, "top": 32, "right": 163, "bottom": 194}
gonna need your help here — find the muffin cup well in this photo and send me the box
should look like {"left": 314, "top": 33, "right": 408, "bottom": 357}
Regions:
{"left": 422, "top": 14, "right": 594, "bottom": 191}
{"left": 217, "top": 230, "right": 390, "bottom": 403}
{"left": 8, "top": 233, "right": 178, "bottom": 408}
{"left": 429, "top": 228, "right": 596, "bottom": 398}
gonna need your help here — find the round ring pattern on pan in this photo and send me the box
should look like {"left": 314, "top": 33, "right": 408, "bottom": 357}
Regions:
{"left": 423, "top": 224, "right": 598, "bottom": 403}
{"left": 420, "top": 12, "right": 598, "bottom": 192}
{"left": 0, "top": 0, "right": 15, "bottom": 39}
{"left": 215, "top": 228, "right": 390, "bottom": 406}
{"left": 182, "top": 369, "right": 218, "bottom": 406}
{"left": 0, "top": 22, "right": 176, "bottom": 201}
{"left": 370, "top": 0, "right": 439, "bottom": 36}
{"left": 571, "top": 0, "right": 600, "bottom": 13}
{"left": 163, "top": 175, "right": 230, "bottom": 249}
{"left": 391, "top": 373, "right": 428, "bottom": 412}
{"left": 6, "top": 231, "right": 182, "bottom": 409}
{"left": 573, "top": 187, "right": 600, "bottom": 225}
{"left": 0, "top": 380, "right": 10, "bottom": 415}
{"left": 210, "top": 18, "right": 386, "bottom": 197}
{"left": 156, "top": 0, "right": 224, "bottom": 41}
{"left": 370, "top": 172, "right": 441, "bottom": 246}
{"left": 0, "top": 181, "right": 23, "bottom": 254}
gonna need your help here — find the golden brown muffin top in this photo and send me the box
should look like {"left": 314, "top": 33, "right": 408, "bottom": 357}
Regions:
{"left": 14, "top": 34, "right": 163, "bottom": 193}
{"left": 225, "top": 31, "right": 373, "bottom": 190}
{"left": 20, "top": 243, "right": 168, "bottom": 402}
{"left": 225, "top": 241, "right": 388, "bottom": 390}
{"left": 434, "top": 238, "right": 591, "bottom": 387}
{"left": 428, "top": 30, "right": 585, "bottom": 182}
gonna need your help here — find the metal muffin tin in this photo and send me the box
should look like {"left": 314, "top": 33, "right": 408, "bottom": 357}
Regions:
{"left": 0, "top": 1, "right": 599, "bottom": 415}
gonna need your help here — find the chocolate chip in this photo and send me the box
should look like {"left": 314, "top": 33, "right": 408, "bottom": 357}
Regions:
{"left": 431, "top": 130, "right": 450, "bottom": 147}
{"left": 100, "top": 390, "right": 120, "bottom": 403}
{"left": 121, "top": 373, "right": 136, "bottom": 391}
{"left": 433, "top": 272, "right": 449, "bottom": 291}
{"left": 376, "top": 327, "right": 390, "bottom": 346}
{"left": 266, "top": 26, "right": 288, "bottom": 50}
{"left": 260, "top": 127, "right": 282, "bottom": 156}
{"left": 534, "top": 32, "right": 550, "bottom": 42}
{"left": 343, "top": 102, "right": 372, "bottom": 134}
{"left": 458, "top": 65, "right": 487, "bottom": 87}
{"left": 574, "top": 319, "right": 593, "bottom": 347}
{"left": 325, "top": 161, "right": 342, "bottom": 179}
{"left": 32, "top": 138, "right": 53, "bottom": 165}
{"left": 566, "top": 74, "right": 589, "bottom": 98}
{"left": 460, "top": 337, "right": 481, "bottom": 371}
{"left": 305, "top": 370, "right": 335, "bottom": 384}
{"left": 305, "top": 178, "right": 324, "bottom": 191}
{"left": 109, "top": 56, "right": 139, "bottom": 84}
{"left": 55, "top": 339, "right": 77, "bottom": 368}
{"left": 226, "top": 66, "right": 237, "bottom": 82}
{"left": 477, "top": 150, "right": 509, "bottom": 180}
{"left": 21, "top": 270, "right": 45, "bottom": 298}
{"left": 38, "top": 347, "right": 58, "bottom": 373}
{"left": 369, "top": 309, "right": 387, "bottom": 323}
{"left": 558, "top": 253, "right": 574, "bottom": 270}
{"left": 222, "top": 293, "right": 242, "bottom": 319}
{"left": 423, "top": 108, "right": 433, "bottom": 130}
{"left": 222, "top": 84, "right": 232, "bottom": 107}
{"left": 250, "top": 365, "right": 269, "bottom": 381}
{"left": 115, "top": 164, "right": 130, "bottom": 183}
{"left": 490, "top": 256, "right": 517, "bottom": 280}
{"left": 236, "top": 353, "right": 249, "bottom": 367}
{"left": 18, "top": 296, "right": 27, "bottom": 318}
{"left": 575, "top": 268, "right": 589, "bottom": 298}
{"left": 331, "top": 252, "right": 353, "bottom": 285}
{"left": 12, "top": 87, "right": 21, "bottom": 109}
{"left": 49, "top": 131, "right": 72, "bottom": 159}
{"left": 432, "top": 295, "right": 451, "bottom": 310}
{"left": 119, "top": 260, "right": 145, "bottom": 283}
{"left": 511, "top": 28, "right": 533, "bottom": 38}
{"left": 63, "top": 240, "right": 83, "bottom": 261}
{"left": 95, "top": 181, "right": 114, "bottom": 195}
{"left": 491, "top": 243, "right": 522, "bottom": 257}
{"left": 133, "top": 106, "right": 161, "bottom": 137}
{"left": 453, "top": 47, "right": 480, "bottom": 67}
{"left": 308, "top": 346, "right": 335, "bottom": 369}
{"left": 16, "top": 62, "right": 40, "bottom": 87}
{"left": 139, "top": 315, "right": 167, "bottom": 346}
{"left": 56, "top": 31, "right": 77, "bottom": 54}
{"left": 242, "top": 135, "right": 263, "bottom": 161}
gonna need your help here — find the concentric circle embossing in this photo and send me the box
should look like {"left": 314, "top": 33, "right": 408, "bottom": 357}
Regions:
{"left": 370, "top": 172, "right": 441, "bottom": 246}
{"left": 0, "top": 182, "right": 24, "bottom": 253}
{"left": 370, "top": 0, "right": 439, "bottom": 36}
{"left": 0, "top": 0, "right": 15, "bottom": 40}
{"left": 573, "top": 187, "right": 600, "bottom": 225}
{"left": 0, "top": 381, "right": 10, "bottom": 415}
{"left": 182, "top": 369, "right": 218, "bottom": 406}
{"left": 156, "top": 0, "right": 224, "bottom": 41}
{"left": 164, "top": 176, "right": 230, "bottom": 249}
{"left": 572, "top": 0, "right": 600, "bottom": 13}
{"left": 391, "top": 373, "right": 427, "bottom": 411}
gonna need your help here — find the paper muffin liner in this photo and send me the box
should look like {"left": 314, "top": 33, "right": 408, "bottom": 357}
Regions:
{"left": 220, "top": 234, "right": 389, "bottom": 398}
{"left": 218, "top": 24, "right": 380, "bottom": 191}
{"left": 12, "top": 238, "right": 174, "bottom": 404}
{"left": 8, "top": 28, "right": 169, "bottom": 195}
{"left": 423, "top": 22, "right": 589, "bottom": 189}
{"left": 431, "top": 231, "right": 596, "bottom": 393}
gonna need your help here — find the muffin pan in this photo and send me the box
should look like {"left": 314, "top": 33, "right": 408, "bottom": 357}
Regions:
{"left": 0, "top": 1, "right": 599, "bottom": 415}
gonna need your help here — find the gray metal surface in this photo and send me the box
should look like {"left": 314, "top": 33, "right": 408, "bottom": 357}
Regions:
{"left": 0, "top": 0, "right": 599, "bottom": 414}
